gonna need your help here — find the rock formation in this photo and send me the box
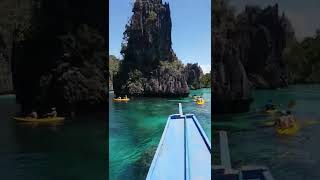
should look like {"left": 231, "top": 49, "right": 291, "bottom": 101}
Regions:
{"left": 212, "top": 0, "right": 253, "bottom": 113}
{"left": 12, "top": 0, "right": 108, "bottom": 115}
{"left": 114, "top": 0, "right": 189, "bottom": 97}
{"left": 184, "top": 63, "right": 203, "bottom": 90}
{"left": 109, "top": 55, "right": 120, "bottom": 91}
{"left": 0, "top": 32, "right": 13, "bottom": 94}
{"left": 0, "top": 0, "right": 21, "bottom": 94}
{"left": 236, "top": 4, "right": 294, "bottom": 89}
{"left": 212, "top": 1, "right": 294, "bottom": 113}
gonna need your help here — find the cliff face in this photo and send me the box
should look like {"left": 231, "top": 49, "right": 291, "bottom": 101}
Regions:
{"left": 0, "top": 0, "right": 23, "bottom": 94}
{"left": 109, "top": 55, "right": 120, "bottom": 91}
{"left": 236, "top": 4, "right": 294, "bottom": 89}
{"left": 114, "top": 0, "right": 189, "bottom": 97}
{"left": 0, "top": 31, "right": 13, "bottom": 94}
{"left": 185, "top": 63, "right": 203, "bottom": 89}
{"left": 212, "top": 1, "right": 294, "bottom": 113}
{"left": 212, "top": 0, "right": 253, "bottom": 113}
{"left": 12, "top": 0, "right": 108, "bottom": 114}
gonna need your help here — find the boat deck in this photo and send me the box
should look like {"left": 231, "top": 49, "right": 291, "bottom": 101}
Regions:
{"left": 213, "top": 131, "right": 275, "bottom": 180}
{"left": 146, "top": 107, "right": 211, "bottom": 180}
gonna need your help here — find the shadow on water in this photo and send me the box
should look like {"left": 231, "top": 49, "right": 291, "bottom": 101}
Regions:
{"left": 213, "top": 85, "right": 320, "bottom": 180}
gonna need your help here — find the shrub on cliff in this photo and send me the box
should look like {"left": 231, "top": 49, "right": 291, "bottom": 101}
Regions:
{"left": 200, "top": 73, "right": 211, "bottom": 88}
{"left": 109, "top": 55, "right": 120, "bottom": 90}
{"left": 285, "top": 30, "right": 320, "bottom": 83}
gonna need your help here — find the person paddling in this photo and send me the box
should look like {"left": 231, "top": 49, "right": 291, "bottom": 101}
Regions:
{"left": 28, "top": 110, "right": 38, "bottom": 119}
{"left": 275, "top": 110, "right": 295, "bottom": 129}
{"left": 45, "top": 107, "right": 58, "bottom": 118}
{"left": 265, "top": 99, "right": 276, "bottom": 111}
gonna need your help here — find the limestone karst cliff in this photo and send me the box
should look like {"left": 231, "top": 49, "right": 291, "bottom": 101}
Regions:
{"left": 212, "top": 1, "right": 294, "bottom": 113}
{"left": 11, "top": 0, "right": 108, "bottom": 114}
{"left": 0, "top": 32, "right": 13, "bottom": 94}
{"left": 236, "top": 4, "right": 294, "bottom": 89}
{"left": 114, "top": 0, "right": 189, "bottom": 97}
{"left": 185, "top": 63, "right": 203, "bottom": 90}
{"left": 212, "top": 0, "right": 253, "bottom": 113}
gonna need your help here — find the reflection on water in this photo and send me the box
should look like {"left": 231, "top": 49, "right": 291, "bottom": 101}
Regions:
{"left": 0, "top": 95, "right": 106, "bottom": 180}
{"left": 109, "top": 89, "right": 211, "bottom": 180}
{"left": 214, "top": 85, "right": 320, "bottom": 180}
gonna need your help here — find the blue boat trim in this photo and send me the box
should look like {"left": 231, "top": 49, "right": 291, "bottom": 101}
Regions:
{"left": 183, "top": 115, "right": 187, "bottom": 180}
{"left": 146, "top": 115, "right": 172, "bottom": 179}
{"left": 146, "top": 106, "right": 211, "bottom": 180}
{"left": 188, "top": 114, "right": 211, "bottom": 153}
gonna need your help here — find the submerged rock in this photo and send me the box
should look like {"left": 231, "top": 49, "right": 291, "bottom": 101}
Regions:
{"left": 114, "top": 0, "right": 189, "bottom": 97}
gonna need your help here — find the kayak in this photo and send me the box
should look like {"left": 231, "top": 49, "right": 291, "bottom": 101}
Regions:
{"left": 276, "top": 123, "right": 299, "bottom": 135}
{"left": 13, "top": 117, "right": 65, "bottom": 123}
{"left": 265, "top": 109, "right": 278, "bottom": 114}
{"left": 196, "top": 99, "right": 205, "bottom": 105}
{"left": 113, "top": 98, "right": 130, "bottom": 102}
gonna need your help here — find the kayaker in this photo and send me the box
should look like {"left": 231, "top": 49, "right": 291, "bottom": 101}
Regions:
{"left": 265, "top": 99, "right": 275, "bottom": 110}
{"left": 286, "top": 110, "right": 295, "bottom": 128}
{"left": 28, "top": 110, "right": 38, "bottom": 119}
{"left": 125, "top": 95, "right": 128, "bottom": 99}
{"left": 276, "top": 110, "right": 295, "bottom": 129}
{"left": 45, "top": 107, "right": 58, "bottom": 118}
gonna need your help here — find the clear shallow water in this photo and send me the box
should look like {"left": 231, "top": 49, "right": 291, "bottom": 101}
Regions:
{"left": 0, "top": 95, "right": 106, "bottom": 180}
{"left": 214, "top": 85, "right": 320, "bottom": 180}
{"left": 109, "top": 88, "right": 211, "bottom": 180}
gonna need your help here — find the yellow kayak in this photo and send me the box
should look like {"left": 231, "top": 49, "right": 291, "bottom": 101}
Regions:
{"left": 196, "top": 99, "right": 205, "bottom": 105}
{"left": 265, "top": 109, "right": 278, "bottom": 114}
{"left": 276, "top": 123, "right": 299, "bottom": 135}
{"left": 113, "top": 98, "right": 130, "bottom": 102}
{"left": 13, "top": 117, "right": 65, "bottom": 123}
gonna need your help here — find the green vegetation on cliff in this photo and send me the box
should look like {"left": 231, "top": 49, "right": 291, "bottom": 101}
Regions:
{"left": 285, "top": 30, "right": 320, "bottom": 83}
{"left": 200, "top": 72, "right": 211, "bottom": 88}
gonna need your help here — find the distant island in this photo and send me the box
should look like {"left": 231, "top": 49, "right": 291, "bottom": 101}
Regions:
{"left": 111, "top": 0, "right": 210, "bottom": 98}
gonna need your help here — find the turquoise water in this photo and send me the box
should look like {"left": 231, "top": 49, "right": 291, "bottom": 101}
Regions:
{"left": 214, "top": 85, "right": 320, "bottom": 180}
{"left": 0, "top": 95, "right": 106, "bottom": 180}
{"left": 109, "top": 88, "right": 211, "bottom": 180}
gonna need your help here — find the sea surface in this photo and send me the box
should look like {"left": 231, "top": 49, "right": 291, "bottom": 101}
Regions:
{"left": 0, "top": 95, "right": 106, "bottom": 180}
{"left": 214, "top": 85, "right": 320, "bottom": 180}
{"left": 109, "top": 88, "right": 211, "bottom": 180}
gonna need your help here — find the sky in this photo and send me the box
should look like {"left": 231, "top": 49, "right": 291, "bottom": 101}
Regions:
{"left": 230, "top": 0, "right": 320, "bottom": 41}
{"left": 109, "top": 0, "right": 211, "bottom": 74}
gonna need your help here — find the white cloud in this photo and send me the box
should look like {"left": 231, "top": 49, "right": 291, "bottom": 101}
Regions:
{"left": 200, "top": 64, "right": 211, "bottom": 74}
